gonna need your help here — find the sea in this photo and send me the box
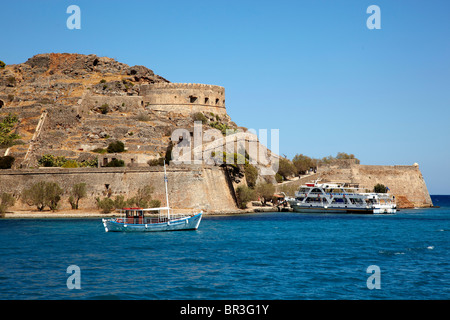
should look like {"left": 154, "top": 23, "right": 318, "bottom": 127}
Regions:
{"left": 0, "top": 195, "right": 449, "bottom": 301}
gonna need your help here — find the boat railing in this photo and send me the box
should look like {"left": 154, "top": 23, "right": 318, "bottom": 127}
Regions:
{"left": 113, "top": 207, "right": 201, "bottom": 225}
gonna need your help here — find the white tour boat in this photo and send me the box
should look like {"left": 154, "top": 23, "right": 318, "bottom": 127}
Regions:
{"left": 286, "top": 181, "right": 396, "bottom": 214}
{"left": 102, "top": 162, "right": 202, "bottom": 232}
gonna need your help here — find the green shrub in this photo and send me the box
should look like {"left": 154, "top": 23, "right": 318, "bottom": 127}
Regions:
{"left": 255, "top": 182, "right": 275, "bottom": 205}
{"left": 99, "top": 103, "right": 109, "bottom": 114}
{"left": 0, "top": 113, "right": 20, "bottom": 147}
{"left": 113, "top": 195, "right": 129, "bottom": 209}
{"left": 105, "top": 159, "right": 125, "bottom": 167}
{"left": 0, "top": 193, "right": 15, "bottom": 214}
{"left": 275, "top": 173, "right": 283, "bottom": 183}
{"left": 149, "top": 199, "right": 161, "bottom": 208}
{"left": 110, "top": 186, "right": 156, "bottom": 209}
{"left": 192, "top": 112, "right": 207, "bottom": 124}
{"left": 79, "top": 158, "right": 98, "bottom": 168}
{"left": 92, "top": 147, "right": 107, "bottom": 154}
{"left": 69, "top": 183, "right": 87, "bottom": 209}
{"left": 0, "top": 60, "right": 5, "bottom": 69}
{"left": 147, "top": 158, "right": 164, "bottom": 166}
{"left": 97, "top": 197, "right": 115, "bottom": 213}
{"left": 38, "top": 154, "right": 67, "bottom": 167}
{"left": 244, "top": 164, "right": 258, "bottom": 188}
{"left": 61, "top": 160, "right": 79, "bottom": 168}
{"left": 22, "top": 181, "right": 63, "bottom": 211}
{"left": 209, "top": 121, "right": 232, "bottom": 135}
{"left": 107, "top": 140, "right": 125, "bottom": 153}
{"left": 133, "top": 185, "right": 154, "bottom": 208}
{"left": 236, "top": 185, "right": 256, "bottom": 209}
{"left": 0, "top": 156, "right": 14, "bottom": 169}
{"left": 68, "top": 196, "right": 76, "bottom": 209}
{"left": 292, "top": 154, "right": 316, "bottom": 175}
{"left": 222, "top": 152, "right": 248, "bottom": 166}
{"left": 277, "top": 158, "right": 296, "bottom": 180}
{"left": 45, "top": 182, "right": 63, "bottom": 211}
{"left": 374, "top": 183, "right": 387, "bottom": 193}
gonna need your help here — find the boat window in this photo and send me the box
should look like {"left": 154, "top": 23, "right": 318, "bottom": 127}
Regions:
{"left": 311, "top": 188, "right": 322, "bottom": 193}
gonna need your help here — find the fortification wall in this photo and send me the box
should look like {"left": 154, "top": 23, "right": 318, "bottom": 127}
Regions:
{"left": 0, "top": 165, "right": 237, "bottom": 213}
{"left": 318, "top": 163, "right": 433, "bottom": 207}
{"left": 354, "top": 164, "right": 432, "bottom": 207}
{"left": 141, "top": 83, "right": 226, "bottom": 115}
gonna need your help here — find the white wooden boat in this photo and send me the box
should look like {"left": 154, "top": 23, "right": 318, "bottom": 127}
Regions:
{"left": 102, "top": 208, "right": 202, "bottom": 232}
{"left": 102, "top": 162, "right": 202, "bottom": 232}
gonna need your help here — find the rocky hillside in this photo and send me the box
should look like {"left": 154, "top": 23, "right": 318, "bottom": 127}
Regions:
{"left": 0, "top": 53, "right": 241, "bottom": 169}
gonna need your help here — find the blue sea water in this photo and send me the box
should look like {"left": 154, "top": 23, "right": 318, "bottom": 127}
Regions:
{"left": 0, "top": 195, "right": 449, "bottom": 300}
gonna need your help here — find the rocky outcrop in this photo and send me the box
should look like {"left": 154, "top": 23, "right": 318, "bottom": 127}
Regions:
{"left": 0, "top": 53, "right": 270, "bottom": 189}
{"left": 0, "top": 53, "right": 237, "bottom": 168}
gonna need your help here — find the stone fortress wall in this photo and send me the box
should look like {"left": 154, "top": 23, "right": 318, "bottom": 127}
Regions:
{"left": 0, "top": 165, "right": 238, "bottom": 213}
{"left": 141, "top": 83, "right": 226, "bottom": 115}
{"left": 79, "top": 83, "right": 226, "bottom": 116}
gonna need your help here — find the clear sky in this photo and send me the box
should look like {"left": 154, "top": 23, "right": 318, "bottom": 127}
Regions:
{"left": 1, "top": 0, "right": 449, "bottom": 194}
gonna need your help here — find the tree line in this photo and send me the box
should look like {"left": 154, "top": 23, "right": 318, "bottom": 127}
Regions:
{"left": 276, "top": 152, "right": 360, "bottom": 182}
{"left": 0, "top": 182, "right": 161, "bottom": 215}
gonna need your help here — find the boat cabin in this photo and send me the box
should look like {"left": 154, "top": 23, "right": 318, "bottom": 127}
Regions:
{"left": 122, "top": 208, "right": 145, "bottom": 224}
{"left": 119, "top": 207, "right": 169, "bottom": 224}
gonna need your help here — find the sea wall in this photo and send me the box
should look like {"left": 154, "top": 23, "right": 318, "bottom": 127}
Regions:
{"left": 318, "top": 162, "right": 433, "bottom": 208}
{"left": 0, "top": 165, "right": 237, "bottom": 213}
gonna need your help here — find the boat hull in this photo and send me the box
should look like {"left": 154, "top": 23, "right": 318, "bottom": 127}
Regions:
{"left": 290, "top": 204, "right": 396, "bottom": 214}
{"left": 102, "top": 213, "right": 202, "bottom": 232}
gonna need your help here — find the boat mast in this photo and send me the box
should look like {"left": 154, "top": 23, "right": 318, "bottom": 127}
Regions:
{"left": 163, "top": 160, "right": 170, "bottom": 219}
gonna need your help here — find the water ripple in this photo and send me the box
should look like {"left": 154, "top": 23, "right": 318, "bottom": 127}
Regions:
{"left": 1, "top": 200, "right": 449, "bottom": 299}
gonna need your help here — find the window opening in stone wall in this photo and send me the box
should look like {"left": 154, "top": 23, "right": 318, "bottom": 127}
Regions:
{"left": 0, "top": 100, "right": 3, "bottom": 109}
{"left": 189, "top": 96, "right": 198, "bottom": 103}
{"left": 215, "top": 98, "right": 219, "bottom": 105}
{"left": 204, "top": 97, "right": 209, "bottom": 104}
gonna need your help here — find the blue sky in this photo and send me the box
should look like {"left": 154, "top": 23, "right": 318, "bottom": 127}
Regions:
{"left": 1, "top": 0, "right": 449, "bottom": 194}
